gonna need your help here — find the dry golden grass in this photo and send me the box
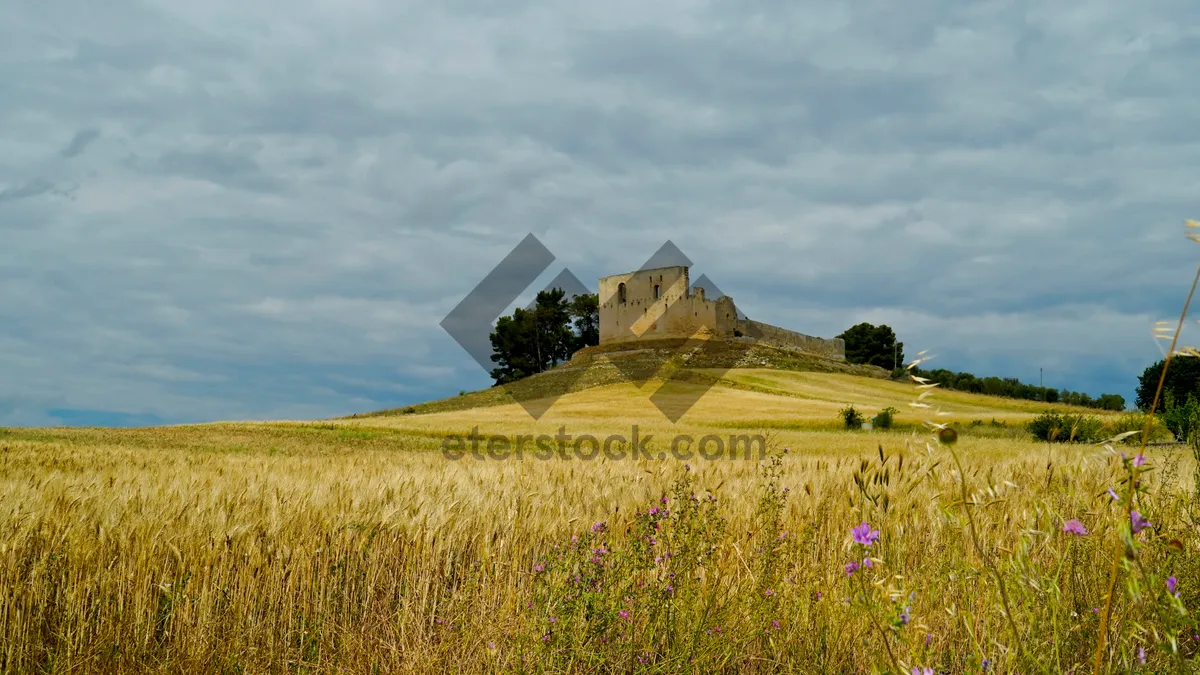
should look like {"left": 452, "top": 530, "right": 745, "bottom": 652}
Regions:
{"left": 342, "top": 369, "right": 1108, "bottom": 443}
{"left": 2, "top": 374, "right": 1196, "bottom": 673}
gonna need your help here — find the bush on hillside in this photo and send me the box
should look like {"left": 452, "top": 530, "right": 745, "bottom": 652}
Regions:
{"left": 1099, "top": 412, "right": 1173, "bottom": 444}
{"left": 839, "top": 405, "right": 865, "bottom": 430}
{"left": 1027, "top": 411, "right": 1105, "bottom": 443}
{"left": 873, "top": 406, "right": 898, "bottom": 430}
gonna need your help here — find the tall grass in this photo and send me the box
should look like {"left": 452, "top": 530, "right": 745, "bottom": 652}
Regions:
{"left": 1, "top": 420, "right": 1197, "bottom": 672}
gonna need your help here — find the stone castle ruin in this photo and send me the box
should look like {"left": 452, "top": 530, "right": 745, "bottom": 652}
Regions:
{"left": 598, "top": 265, "right": 845, "bottom": 360}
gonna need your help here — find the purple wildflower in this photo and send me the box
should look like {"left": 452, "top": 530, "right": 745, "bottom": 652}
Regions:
{"left": 1108, "top": 488, "right": 1121, "bottom": 502}
{"left": 911, "top": 668, "right": 933, "bottom": 675}
{"left": 618, "top": 611, "right": 629, "bottom": 620}
{"left": 772, "top": 620, "right": 780, "bottom": 630}
{"left": 851, "top": 522, "right": 880, "bottom": 547}
{"left": 1133, "top": 453, "right": 1146, "bottom": 468}
{"left": 591, "top": 522, "right": 606, "bottom": 533}
{"left": 487, "top": 641, "right": 496, "bottom": 649}
{"left": 1062, "top": 519, "right": 1088, "bottom": 536}
{"left": 534, "top": 563, "right": 545, "bottom": 572}
{"left": 899, "top": 608, "right": 910, "bottom": 625}
{"left": 844, "top": 561, "right": 860, "bottom": 576}
{"left": 862, "top": 557, "right": 874, "bottom": 569}
{"left": 1131, "top": 511, "right": 1151, "bottom": 534}
{"left": 1168, "top": 576, "right": 1179, "bottom": 597}
{"left": 1139, "top": 645, "right": 1146, "bottom": 664}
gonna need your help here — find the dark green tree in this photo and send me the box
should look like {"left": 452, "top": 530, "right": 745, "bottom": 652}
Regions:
{"left": 1096, "top": 393, "right": 1127, "bottom": 411}
{"left": 837, "top": 322, "right": 904, "bottom": 369}
{"left": 489, "top": 308, "right": 539, "bottom": 384}
{"left": 1136, "top": 357, "right": 1200, "bottom": 412}
{"left": 568, "top": 293, "right": 599, "bottom": 351}
{"left": 488, "top": 290, "right": 599, "bottom": 385}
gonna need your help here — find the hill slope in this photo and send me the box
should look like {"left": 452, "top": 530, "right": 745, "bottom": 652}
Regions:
{"left": 356, "top": 337, "right": 889, "bottom": 418}
{"left": 348, "top": 338, "right": 1117, "bottom": 445}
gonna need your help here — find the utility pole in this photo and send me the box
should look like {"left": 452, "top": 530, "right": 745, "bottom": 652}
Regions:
{"left": 1040, "top": 367, "right": 1044, "bottom": 402}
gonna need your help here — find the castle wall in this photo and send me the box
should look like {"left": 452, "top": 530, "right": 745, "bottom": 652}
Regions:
{"left": 598, "top": 266, "right": 740, "bottom": 343}
{"left": 736, "top": 319, "right": 845, "bottom": 360}
{"left": 596, "top": 265, "right": 844, "bottom": 360}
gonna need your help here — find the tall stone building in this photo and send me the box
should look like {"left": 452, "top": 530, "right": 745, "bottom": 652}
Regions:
{"left": 597, "top": 265, "right": 845, "bottom": 360}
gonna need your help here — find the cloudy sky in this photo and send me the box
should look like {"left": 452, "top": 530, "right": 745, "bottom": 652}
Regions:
{"left": 2, "top": 0, "right": 1199, "bottom": 426}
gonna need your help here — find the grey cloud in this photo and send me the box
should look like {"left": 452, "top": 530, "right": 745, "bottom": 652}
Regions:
{"left": 0, "top": 179, "right": 56, "bottom": 203}
{"left": 61, "top": 129, "right": 101, "bottom": 158}
{"left": 123, "top": 145, "right": 282, "bottom": 193}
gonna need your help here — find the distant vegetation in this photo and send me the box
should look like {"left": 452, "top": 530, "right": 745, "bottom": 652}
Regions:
{"left": 907, "top": 366, "right": 1126, "bottom": 411}
{"left": 838, "top": 322, "right": 1126, "bottom": 410}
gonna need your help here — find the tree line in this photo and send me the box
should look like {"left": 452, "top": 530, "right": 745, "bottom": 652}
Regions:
{"left": 905, "top": 367, "right": 1126, "bottom": 410}
{"left": 838, "top": 322, "right": 1126, "bottom": 411}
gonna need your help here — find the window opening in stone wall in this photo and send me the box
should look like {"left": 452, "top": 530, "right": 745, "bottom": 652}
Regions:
{"left": 618, "top": 283, "right": 626, "bottom": 304}
{"left": 654, "top": 284, "right": 660, "bottom": 299}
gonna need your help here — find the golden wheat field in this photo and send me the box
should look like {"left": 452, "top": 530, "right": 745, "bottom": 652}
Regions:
{"left": 2, "top": 370, "right": 1197, "bottom": 674}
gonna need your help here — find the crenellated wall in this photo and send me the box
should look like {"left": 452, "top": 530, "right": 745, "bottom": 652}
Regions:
{"left": 596, "top": 265, "right": 842, "bottom": 360}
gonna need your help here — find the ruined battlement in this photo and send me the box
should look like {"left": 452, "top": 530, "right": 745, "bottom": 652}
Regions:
{"left": 597, "top": 265, "right": 844, "bottom": 360}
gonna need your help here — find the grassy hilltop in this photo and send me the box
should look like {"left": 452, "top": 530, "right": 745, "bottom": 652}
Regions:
{"left": 1, "top": 344, "right": 1196, "bottom": 673}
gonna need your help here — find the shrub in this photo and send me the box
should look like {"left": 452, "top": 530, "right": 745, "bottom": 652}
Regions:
{"left": 1098, "top": 412, "right": 1172, "bottom": 444}
{"left": 401, "top": 406, "right": 417, "bottom": 415}
{"left": 1027, "top": 411, "right": 1104, "bottom": 443}
{"left": 839, "top": 404, "right": 865, "bottom": 430}
{"left": 873, "top": 407, "right": 898, "bottom": 430}
{"left": 1158, "top": 392, "right": 1200, "bottom": 442}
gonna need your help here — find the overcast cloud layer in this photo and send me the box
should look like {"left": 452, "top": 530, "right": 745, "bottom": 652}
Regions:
{"left": 2, "top": 0, "right": 1199, "bottom": 426}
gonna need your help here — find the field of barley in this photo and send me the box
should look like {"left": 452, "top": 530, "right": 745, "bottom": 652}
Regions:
{"left": 2, "top": 368, "right": 1197, "bottom": 673}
